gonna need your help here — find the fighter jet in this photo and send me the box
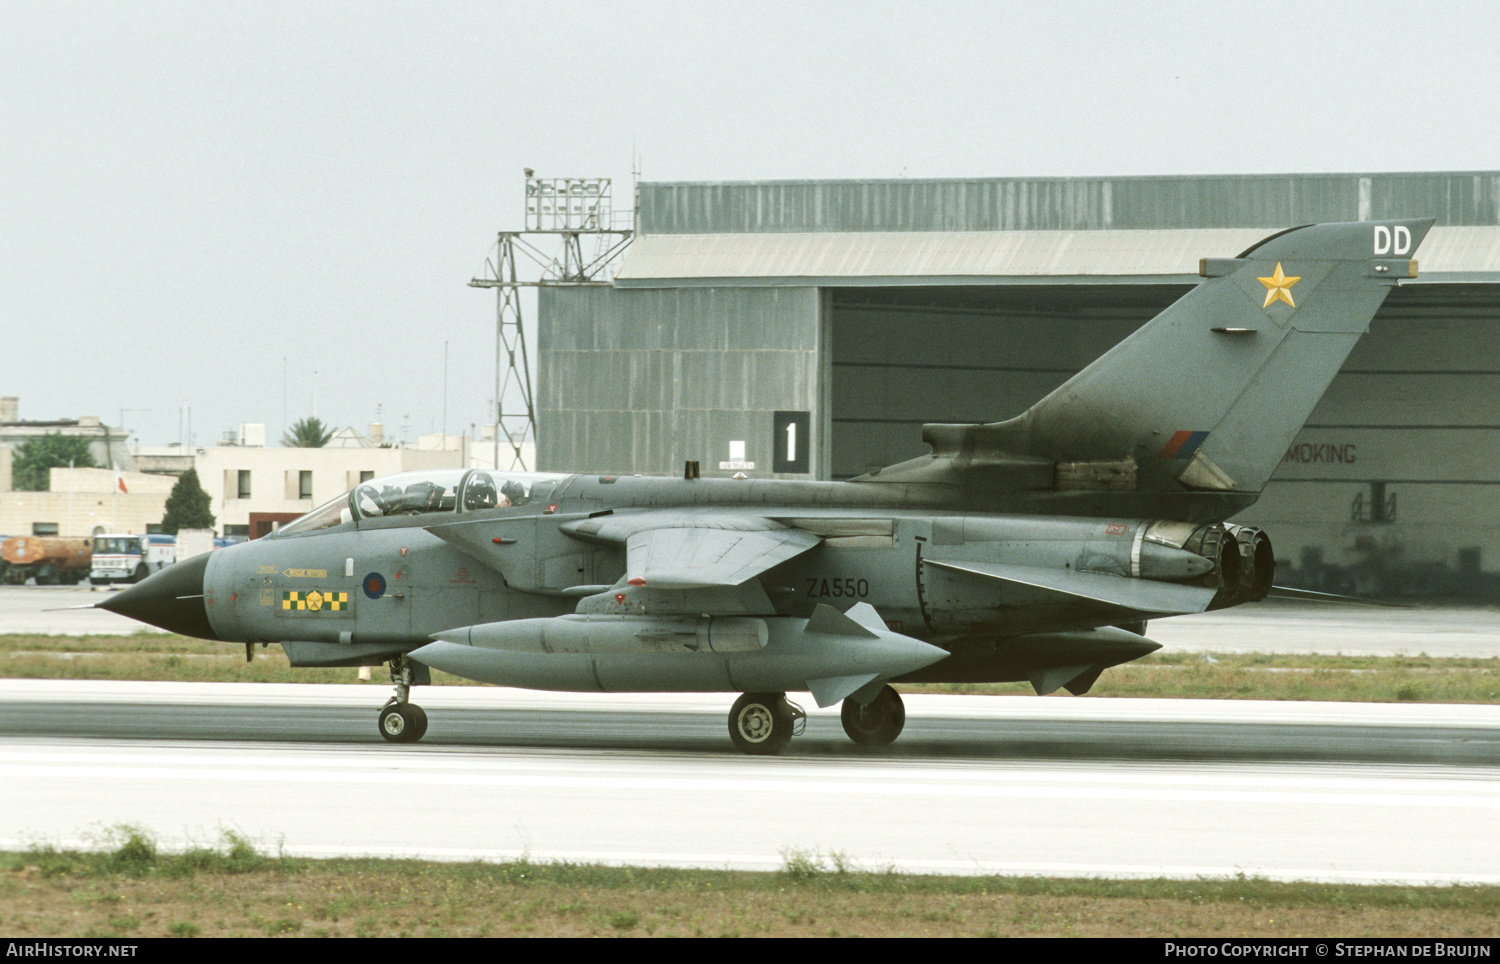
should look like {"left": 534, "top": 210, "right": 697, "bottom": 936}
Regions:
{"left": 101, "top": 218, "right": 1432, "bottom": 753}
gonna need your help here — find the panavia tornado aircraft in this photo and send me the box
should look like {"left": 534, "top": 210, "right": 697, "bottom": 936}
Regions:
{"left": 102, "top": 218, "right": 1432, "bottom": 753}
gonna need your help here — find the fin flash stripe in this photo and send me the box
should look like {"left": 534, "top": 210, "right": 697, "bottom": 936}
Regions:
{"left": 1159, "top": 431, "right": 1209, "bottom": 460}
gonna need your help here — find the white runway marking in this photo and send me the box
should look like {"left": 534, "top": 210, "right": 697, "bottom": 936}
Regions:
{"left": 2, "top": 749, "right": 1498, "bottom": 809}
{"left": 5, "top": 739, "right": 1498, "bottom": 885}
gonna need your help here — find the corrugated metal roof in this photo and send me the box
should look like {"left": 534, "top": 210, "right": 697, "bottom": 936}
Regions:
{"left": 1417, "top": 226, "right": 1500, "bottom": 275}
{"left": 638, "top": 173, "right": 1500, "bottom": 234}
{"left": 613, "top": 227, "right": 1500, "bottom": 287}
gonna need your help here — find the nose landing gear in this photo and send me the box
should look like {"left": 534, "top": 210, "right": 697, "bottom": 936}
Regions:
{"left": 377, "top": 654, "right": 430, "bottom": 743}
{"left": 379, "top": 700, "right": 428, "bottom": 742}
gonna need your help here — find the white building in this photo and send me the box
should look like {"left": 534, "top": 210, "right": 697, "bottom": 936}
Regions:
{"left": 1, "top": 423, "right": 471, "bottom": 539}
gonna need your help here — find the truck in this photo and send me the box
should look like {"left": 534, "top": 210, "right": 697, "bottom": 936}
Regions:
{"left": 89, "top": 533, "right": 176, "bottom": 585}
{"left": 0, "top": 536, "right": 93, "bottom": 585}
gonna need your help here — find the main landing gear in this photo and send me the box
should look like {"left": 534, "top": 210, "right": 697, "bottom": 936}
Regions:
{"left": 728, "top": 692, "right": 806, "bottom": 755}
{"left": 840, "top": 684, "right": 905, "bottom": 746}
{"left": 726, "top": 686, "right": 907, "bottom": 754}
{"left": 378, "top": 655, "right": 430, "bottom": 743}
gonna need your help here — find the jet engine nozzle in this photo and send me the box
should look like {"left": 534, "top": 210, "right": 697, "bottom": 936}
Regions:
{"left": 1176, "top": 523, "right": 1275, "bottom": 611}
{"left": 1214, "top": 525, "right": 1276, "bottom": 608}
{"left": 1177, "top": 522, "right": 1242, "bottom": 601}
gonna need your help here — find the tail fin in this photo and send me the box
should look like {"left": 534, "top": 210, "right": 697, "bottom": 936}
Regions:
{"left": 892, "top": 218, "right": 1432, "bottom": 504}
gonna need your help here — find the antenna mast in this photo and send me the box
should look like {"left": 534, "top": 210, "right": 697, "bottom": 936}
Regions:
{"left": 469, "top": 172, "right": 633, "bottom": 470}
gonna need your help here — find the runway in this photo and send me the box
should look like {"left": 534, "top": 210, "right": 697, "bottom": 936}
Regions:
{"left": 3, "top": 680, "right": 1498, "bottom": 884}
{"left": 3, "top": 679, "right": 1500, "bottom": 764}
{"left": 4, "top": 587, "right": 1500, "bottom": 883}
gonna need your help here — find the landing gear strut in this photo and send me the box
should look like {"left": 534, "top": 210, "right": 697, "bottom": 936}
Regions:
{"left": 840, "top": 684, "right": 905, "bottom": 746}
{"left": 728, "top": 692, "right": 805, "bottom": 755}
{"left": 377, "top": 655, "right": 429, "bottom": 743}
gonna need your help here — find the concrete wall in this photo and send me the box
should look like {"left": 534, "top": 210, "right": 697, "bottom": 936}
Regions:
{"left": 0, "top": 468, "right": 173, "bottom": 537}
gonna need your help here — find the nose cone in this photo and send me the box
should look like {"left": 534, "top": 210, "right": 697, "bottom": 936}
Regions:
{"left": 97, "top": 552, "right": 218, "bottom": 640}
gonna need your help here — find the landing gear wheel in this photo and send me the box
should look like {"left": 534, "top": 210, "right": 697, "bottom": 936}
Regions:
{"left": 378, "top": 702, "right": 427, "bottom": 743}
{"left": 841, "top": 685, "right": 905, "bottom": 746}
{"left": 405, "top": 704, "right": 428, "bottom": 741}
{"left": 728, "top": 692, "right": 794, "bottom": 755}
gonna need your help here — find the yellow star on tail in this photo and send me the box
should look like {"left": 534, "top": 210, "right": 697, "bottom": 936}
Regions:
{"left": 1258, "top": 262, "right": 1301, "bottom": 308}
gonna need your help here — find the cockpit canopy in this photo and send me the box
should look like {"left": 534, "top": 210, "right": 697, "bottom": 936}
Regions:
{"left": 275, "top": 469, "right": 569, "bottom": 537}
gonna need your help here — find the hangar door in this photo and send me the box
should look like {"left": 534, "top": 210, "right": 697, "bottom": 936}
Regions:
{"left": 827, "top": 285, "right": 1185, "bottom": 480}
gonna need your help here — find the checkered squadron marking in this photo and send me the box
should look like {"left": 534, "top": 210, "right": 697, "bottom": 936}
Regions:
{"left": 280, "top": 590, "right": 349, "bottom": 613}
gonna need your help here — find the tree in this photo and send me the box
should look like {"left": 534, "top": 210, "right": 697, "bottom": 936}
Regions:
{"left": 160, "top": 468, "right": 216, "bottom": 534}
{"left": 11, "top": 434, "right": 98, "bottom": 491}
{"left": 282, "top": 416, "right": 334, "bottom": 448}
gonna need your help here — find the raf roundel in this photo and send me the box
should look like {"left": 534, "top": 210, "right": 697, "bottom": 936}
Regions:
{"left": 363, "top": 572, "right": 387, "bottom": 600}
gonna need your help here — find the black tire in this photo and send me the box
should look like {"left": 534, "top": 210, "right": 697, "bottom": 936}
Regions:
{"left": 840, "top": 685, "right": 906, "bottom": 747}
{"left": 378, "top": 704, "right": 424, "bottom": 744}
{"left": 728, "top": 692, "right": 793, "bottom": 755}
{"left": 407, "top": 704, "right": 429, "bottom": 741}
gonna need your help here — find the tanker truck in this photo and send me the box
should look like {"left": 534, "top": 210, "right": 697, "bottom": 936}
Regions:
{"left": 0, "top": 536, "right": 92, "bottom": 585}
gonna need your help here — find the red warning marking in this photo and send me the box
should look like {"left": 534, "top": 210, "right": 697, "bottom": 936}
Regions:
{"left": 627, "top": 577, "right": 646, "bottom": 587}
{"left": 1105, "top": 524, "right": 1127, "bottom": 535}
{"left": 614, "top": 593, "right": 626, "bottom": 605}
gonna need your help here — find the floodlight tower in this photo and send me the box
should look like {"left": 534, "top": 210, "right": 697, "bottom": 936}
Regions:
{"left": 469, "top": 173, "right": 634, "bottom": 471}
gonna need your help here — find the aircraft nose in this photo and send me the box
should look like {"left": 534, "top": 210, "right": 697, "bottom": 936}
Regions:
{"left": 97, "top": 552, "right": 218, "bottom": 640}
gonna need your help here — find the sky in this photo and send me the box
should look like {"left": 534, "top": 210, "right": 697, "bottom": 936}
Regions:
{"left": 3, "top": 0, "right": 1498, "bottom": 451}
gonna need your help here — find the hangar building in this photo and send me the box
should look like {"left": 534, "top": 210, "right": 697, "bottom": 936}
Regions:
{"left": 537, "top": 173, "right": 1500, "bottom": 596}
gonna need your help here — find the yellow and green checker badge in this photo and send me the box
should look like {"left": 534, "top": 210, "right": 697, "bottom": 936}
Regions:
{"left": 280, "top": 589, "right": 350, "bottom": 614}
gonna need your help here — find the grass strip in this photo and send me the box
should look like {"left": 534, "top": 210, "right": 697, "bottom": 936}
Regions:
{"left": 4, "top": 829, "right": 1498, "bottom": 938}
